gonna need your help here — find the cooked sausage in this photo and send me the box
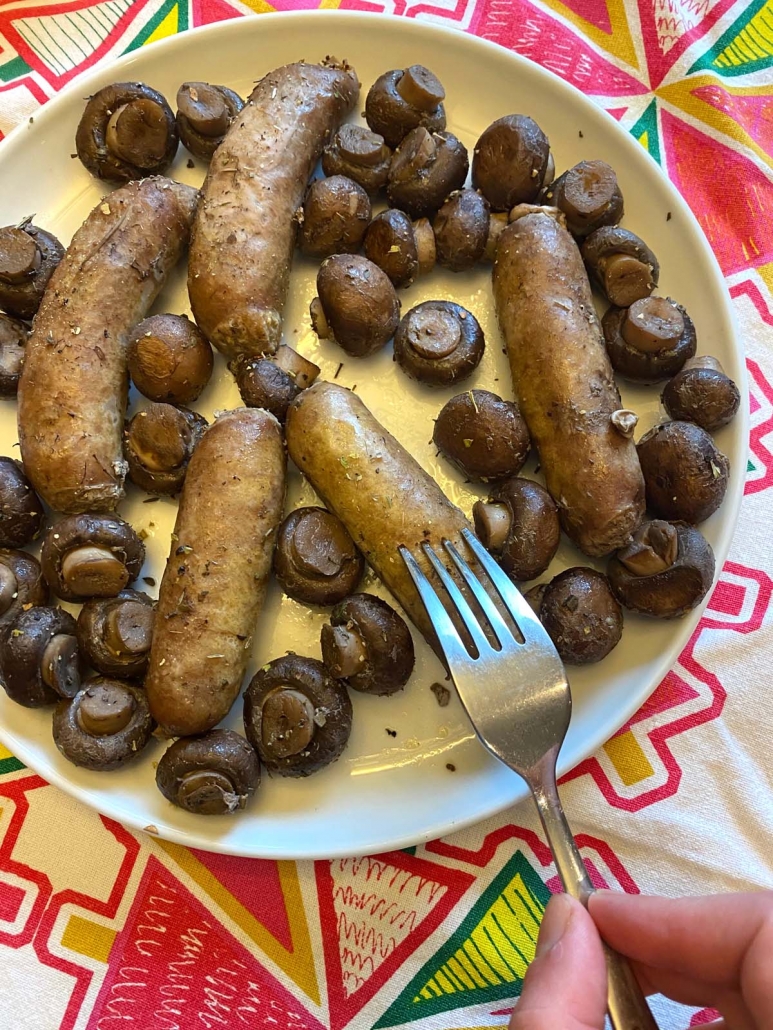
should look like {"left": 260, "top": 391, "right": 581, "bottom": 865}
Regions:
{"left": 285, "top": 381, "right": 472, "bottom": 650}
{"left": 18, "top": 178, "right": 198, "bottom": 514}
{"left": 146, "top": 408, "right": 286, "bottom": 737}
{"left": 188, "top": 59, "right": 359, "bottom": 359}
{"left": 493, "top": 212, "right": 644, "bottom": 556}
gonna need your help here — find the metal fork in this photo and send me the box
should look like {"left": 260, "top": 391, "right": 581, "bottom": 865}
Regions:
{"left": 400, "top": 528, "right": 657, "bottom": 1030}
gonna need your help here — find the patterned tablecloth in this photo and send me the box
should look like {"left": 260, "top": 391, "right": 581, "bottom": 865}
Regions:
{"left": 1, "top": 1, "right": 772, "bottom": 1027}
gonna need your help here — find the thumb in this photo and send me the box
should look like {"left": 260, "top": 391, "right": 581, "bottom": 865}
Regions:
{"left": 510, "top": 893, "right": 607, "bottom": 1030}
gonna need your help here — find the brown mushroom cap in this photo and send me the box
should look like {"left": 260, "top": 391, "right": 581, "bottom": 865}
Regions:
{"left": 0, "top": 223, "right": 64, "bottom": 321}
{"left": 363, "top": 209, "right": 421, "bottom": 288}
{"left": 365, "top": 67, "right": 446, "bottom": 148}
{"left": 581, "top": 226, "right": 659, "bottom": 307}
{"left": 321, "top": 592, "right": 415, "bottom": 696}
{"left": 53, "top": 678, "right": 154, "bottom": 770}
{"left": 433, "top": 390, "right": 530, "bottom": 482}
{"left": 41, "top": 513, "right": 145, "bottom": 602}
{"left": 76, "top": 589, "right": 155, "bottom": 679}
{"left": 637, "top": 421, "right": 730, "bottom": 524}
{"left": 0, "top": 549, "right": 48, "bottom": 635}
{"left": 0, "top": 313, "right": 26, "bottom": 398}
{"left": 274, "top": 506, "right": 364, "bottom": 606}
{"left": 1, "top": 605, "right": 82, "bottom": 707}
{"left": 243, "top": 655, "right": 353, "bottom": 777}
{"left": 124, "top": 402, "right": 207, "bottom": 496}
{"left": 608, "top": 520, "right": 715, "bottom": 618}
{"left": 538, "top": 567, "right": 623, "bottom": 664}
{"left": 76, "top": 81, "right": 178, "bottom": 183}
{"left": 128, "top": 314, "right": 213, "bottom": 405}
{"left": 386, "top": 128, "right": 469, "bottom": 219}
{"left": 312, "top": 254, "right": 400, "bottom": 357}
{"left": 321, "top": 124, "right": 392, "bottom": 194}
{"left": 176, "top": 81, "right": 244, "bottom": 161}
{"left": 433, "top": 189, "right": 491, "bottom": 272}
{"left": 544, "top": 160, "right": 623, "bottom": 238}
{"left": 394, "top": 301, "right": 484, "bottom": 387}
{"left": 472, "top": 115, "right": 551, "bottom": 211}
{"left": 299, "top": 176, "right": 371, "bottom": 258}
{"left": 473, "top": 477, "right": 560, "bottom": 582}
{"left": 662, "top": 356, "right": 741, "bottom": 432}
{"left": 156, "top": 729, "right": 260, "bottom": 815}
{"left": 0, "top": 457, "right": 43, "bottom": 547}
{"left": 602, "top": 298, "right": 696, "bottom": 383}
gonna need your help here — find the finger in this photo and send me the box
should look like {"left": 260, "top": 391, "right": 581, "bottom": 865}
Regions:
{"left": 510, "top": 894, "right": 607, "bottom": 1030}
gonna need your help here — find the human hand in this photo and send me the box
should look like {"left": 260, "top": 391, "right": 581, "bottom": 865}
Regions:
{"left": 509, "top": 889, "right": 773, "bottom": 1030}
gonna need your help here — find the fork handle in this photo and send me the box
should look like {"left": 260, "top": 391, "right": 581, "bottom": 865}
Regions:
{"left": 526, "top": 748, "right": 659, "bottom": 1030}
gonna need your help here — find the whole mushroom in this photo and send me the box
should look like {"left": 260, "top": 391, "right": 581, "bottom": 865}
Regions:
{"left": 124, "top": 403, "right": 207, "bottom": 495}
{"left": 363, "top": 209, "right": 435, "bottom": 288}
{"left": 311, "top": 254, "right": 400, "bottom": 357}
{"left": 0, "top": 221, "right": 64, "bottom": 320}
{"left": 41, "top": 514, "right": 145, "bottom": 602}
{"left": 386, "top": 128, "right": 469, "bottom": 219}
{"left": 662, "top": 356, "right": 741, "bottom": 432}
{"left": 394, "top": 301, "right": 484, "bottom": 386}
{"left": 0, "top": 457, "right": 43, "bottom": 547}
{"left": 433, "top": 390, "right": 530, "bottom": 482}
{"left": 274, "top": 506, "right": 364, "bottom": 606}
{"left": 365, "top": 65, "right": 446, "bottom": 148}
{"left": 543, "top": 160, "right": 623, "bottom": 238}
{"left": 0, "top": 313, "right": 27, "bottom": 397}
{"left": 637, "top": 421, "right": 730, "bottom": 524}
{"left": 176, "top": 81, "right": 244, "bottom": 161}
{"left": 321, "top": 593, "right": 415, "bottom": 696}
{"left": 581, "top": 226, "right": 659, "bottom": 307}
{"left": 231, "top": 345, "right": 320, "bottom": 423}
{"left": 537, "top": 567, "right": 623, "bottom": 664}
{"left": 322, "top": 124, "right": 392, "bottom": 195}
{"left": 473, "top": 478, "right": 560, "bottom": 582}
{"left": 243, "top": 655, "right": 353, "bottom": 777}
{"left": 1, "top": 605, "right": 82, "bottom": 707}
{"left": 299, "top": 176, "right": 371, "bottom": 258}
{"left": 472, "top": 115, "right": 553, "bottom": 211}
{"left": 156, "top": 729, "right": 260, "bottom": 815}
{"left": 128, "top": 314, "right": 213, "bottom": 405}
{"left": 76, "top": 590, "right": 155, "bottom": 679}
{"left": 433, "top": 189, "right": 491, "bottom": 272}
{"left": 75, "top": 81, "right": 178, "bottom": 183}
{"left": 0, "top": 549, "right": 48, "bottom": 637}
{"left": 602, "top": 297, "right": 696, "bottom": 383}
{"left": 608, "top": 520, "right": 715, "bottom": 618}
{"left": 53, "top": 678, "right": 154, "bottom": 770}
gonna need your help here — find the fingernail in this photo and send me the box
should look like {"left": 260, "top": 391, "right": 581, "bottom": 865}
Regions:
{"left": 535, "top": 893, "right": 573, "bottom": 959}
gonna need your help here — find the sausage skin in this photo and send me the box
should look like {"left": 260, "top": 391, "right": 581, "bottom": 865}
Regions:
{"left": 285, "top": 382, "right": 473, "bottom": 650}
{"left": 188, "top": 60, "right": 359, "bottom": 359}
{"left": 146, "top": 408, "right": 286, "bottom": 737}
{"left": 493, "top": 213, "right": 645, "bottom": 556}
{"left": 18, "top": 177, "right": 198, "bottom": 514}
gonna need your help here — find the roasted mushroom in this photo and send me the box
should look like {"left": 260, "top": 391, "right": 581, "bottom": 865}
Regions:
{"left": 637, "top": 421, "right": 730, "bottom": 524}
{"left": 394, "top": 301, "right": 484, "bottom": 386}
{"left": 433, "top": 189, "right": 491, "bottom": 272}
{"left": 473, "top": 477, "right": 560, "bottom": 582}
{"left": 128, "top": 314, "right": 213, "bottom": 405}
{"left": 41, "top": 514, "right": 145, "bottom": 602}
{"left": 322, "top": 124, "right": 392, "bottom": 194}
{"left": 608, "top": 520, "right": 715, "bottom": 618}
{"left": 124, "top": 403, "right": 207, "bottom": 495}
{"left": 581, "top": 226, "right": 659, "bottom": 307}
{"left": 0, "top": 457, "right": 43, "bottom": 547}
{"left": 363, "top": 209, "right": 435, "bottom": 288}
{"left": 176, "top": 81, "right": 244, "bottom": 160}
{"left": 0, "top": 221, "right": 64, "bottom": 320}
{"left": 75, "top": 82, "right": 178, "bottom": 183}
{"left": 662, "top": 356, "right": 741, "bottom": 432}
{"left": 386, "top": 128, "right": 469, "bottom": 219}
{"left": 433, "top": 390, "right": 530, "bottom": 482}
{"left": 365, "top": 65, "right": 446, "bottom": 148}
{"left": 231, "top": 345, "right": 320, "bottom": 423}
{"left": 544, "top": 161, "right": 623, "bottom": 238}
{"left": 156, "top": 730, "right": 260, "bottom": 814}
{"left": 0, "top": 312, "right": 27, "bottom": 397}
{"left": 321, "top": 592, "right": 414, "bottom": 696}
{"left": 602, "top": 297, "right": 696, "bottom": 383}
{"left": 299, "top": 175, "right": 371, "bottom": 258}
{"left": 1, "top": 605, "right": 82, "bottom": 706}
{"left": 274, "top": 506, "right": 364, "bottom": 606}
{"left": 472, "top": 115, "right": 552, "bottom": 212}
{"left": 538, "top": 567, "right": 623, "bottom": 664}
{"left": 53, "top": 678, "right": 154, "bottom": 770}
{"left": 76, "top": 589, "right": 155, "bottom": 678}
{"left": 311, "top": 254, "right": 400, "bottom": 357}
{"left": 0, "top": 549, "right": 48, "bottom": 636}
{"left": 243, "top": 655, "right": 353, "bottom": 777}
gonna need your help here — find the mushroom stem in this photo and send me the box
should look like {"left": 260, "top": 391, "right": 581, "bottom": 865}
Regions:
{"left": 260, "top": 687, "right": 316, "bottom": 758}
{"left": 610, "top": 409, "right": 639, "bottom": 438}
{"left": 177, "top": 769, "right": 240, "bottom": 814}
{"left": 683, "top": 354, "right": 725, "bottom": 375}
{"left": 77, "top": 681, "right": 136, "bottom": 735}
{"left": 412, "top": 218, "right": 436, "bottom": 275}
{"left": 309, "top": 297, "right": 330, "bottom": 339}
{"left": 622, "top": 297, "right": 684, "bottom": 353}
{"left": 61, "top": 546, "right": 131, "bottom": 598}
{"left": 597, "top": 253, "right": 653, "bottom": 308}
{"left": 0, "top": 563, "right": 17, "bottom": 614}
{"left": 326, "top": 624, "right": 368, "bottom": 678}
{"left": 541, "top": 152, "right": 555, "bottom": 189}
{"left": 395, "top": 65, "right": 445, "bottom": 111}
{"left": 618, "top": 521, "right": 679, "bottom": 576}
{"left": 508, "top": 204, "right": 567, "bottom": 227}
{"left": 105, "top": 602, "right": 154, "bottom": 656}
{"left": 41, "top": 633, "right": 81, "bottom": 698}
{"left": 472, "top": 500, "right": 513, "bottom": 552}
{"left": 273, "top": 345, "right": 321, "bottom": 389}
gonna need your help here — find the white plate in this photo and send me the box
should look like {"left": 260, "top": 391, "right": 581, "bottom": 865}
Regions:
{"left": 0, "top": 12, "right": 746, "bottom": 858}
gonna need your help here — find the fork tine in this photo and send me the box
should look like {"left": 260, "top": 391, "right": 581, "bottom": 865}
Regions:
{"left": 461, "top": 528, "right": 552, "bottom": 647}
{"left": 442, "top": 538, "right": 515, "bottom": 649}
{"left": 421, "top": 542, "right": 491, "bottom": 657}
{"left": 398, "top": 546, "right": 471, "bottom": 666}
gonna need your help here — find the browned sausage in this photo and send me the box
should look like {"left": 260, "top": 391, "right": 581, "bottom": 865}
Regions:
{"left": 493, "top": 212, "right": 645, "bottom": 555}
{"left": 18, "top": 177, "right": 198, "bottom": 514}
{"left": 146, "top": 408, "right": 286, "bottom": 737}
{"left": 188, "top": 60, "right": 359, "bottom": 359}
